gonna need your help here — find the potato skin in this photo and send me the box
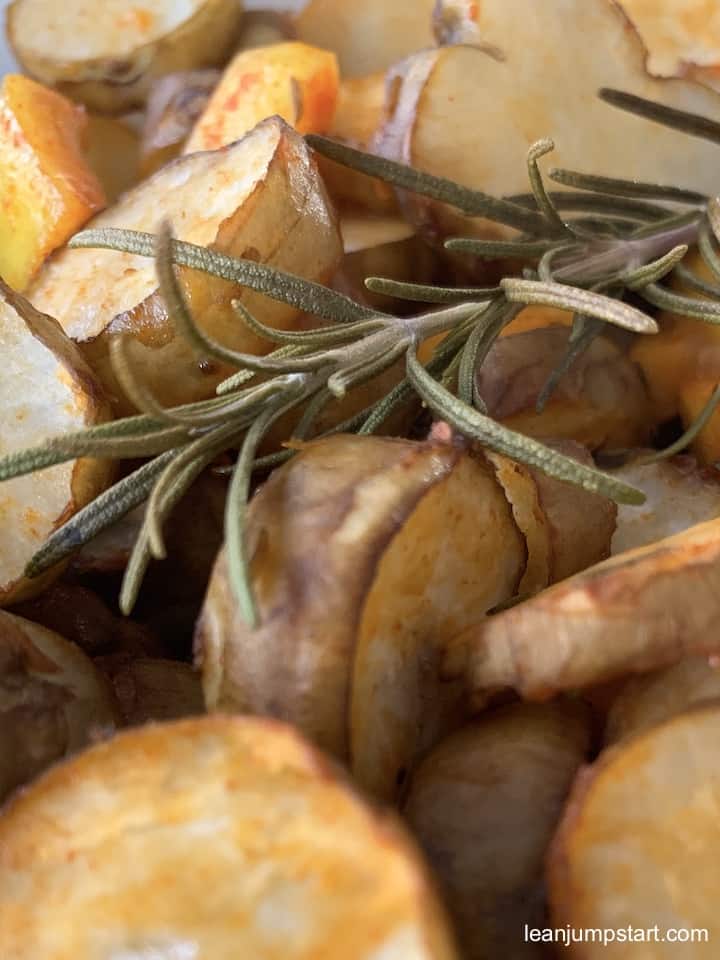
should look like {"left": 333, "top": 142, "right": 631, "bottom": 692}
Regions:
{"left": 7, "top": 0, "right": 243, "bottom": 113}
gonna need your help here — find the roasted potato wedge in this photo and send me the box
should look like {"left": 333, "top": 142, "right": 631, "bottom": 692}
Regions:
{"left": 293, "top": 0, "right": 435, "bottom": 76}
{"left": 377, "top": 1, "right": 720, "bottom": 240}
{"left": 455, "top": 518, "right": 720, "bottom": 705}
{"left": 99, "top": 657, "right": 204, "bottom": 726}
{"left": 605, "top": 656, "right": 720, "bottom": 744}
{"left": 477, "top": 327, "right": 651, "bottom": 451}
{"left": 140, "top": 69, "right": 219, "bottom": 175}
{"left": 404, "top": 700, "right": 591, "bottom": 960}
{"left": 548, "top": 704, "right": 720, "bottom": 957}
{"left": 0, "top": 281, "right": 111, "bottom": 605}
{"left": 83, "top": 114, "right": 140, "bottom": 201}
{"left": 0, "top": 74, "right": 106, "bottom": 291}
{"left": 0, "top": 715, "right": 458, "bottom": 959}
{"left": 7, "top": 0, "right": 243, "bottom": 113}
{"left": 29, "top": 117, "right": 342, "bottom": 411}
{"left": 197, "top": 433, "right": 527, "bottom": 802}
{"left": 185, "top": 41, "right": 339, "bottom": 153}
{"left": 0, "top": 610, "right": 117, "bottom": 803}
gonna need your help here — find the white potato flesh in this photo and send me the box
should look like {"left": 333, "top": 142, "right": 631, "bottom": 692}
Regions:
{"left": 0, "top": 716, "right": 459, "bottom": 960}
{"left": 611, "top": 457, "right": 720, "bottom": 555}
{"left": 340, "top": 213, "right": 415, "bottom": 253}
{"left": 0, "top": 281, "right": 109, "bottom": 603}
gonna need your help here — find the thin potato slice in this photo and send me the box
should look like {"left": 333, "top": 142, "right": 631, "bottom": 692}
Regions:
{"left": 140, "top": 69, "right": 219, "bottom": 175}
{"left": 0, "top": 610, "right": 117, "bottom": 803}
{"left": 293, "top": 0, "right": 435, "bottom": 76}
{"left": 404, "top": 701, "right": 591, "bottom": 960}
{"left": 7, "top": 0, "right": 243, "bottom": 113}
{"left": 377, "top": 2, "right": 720, "bottom": 240}
{"left": 184, "top": 42, "right": 339, "bottom": 153}
{"left": 605, "top": 656, "right": 720, "bottom": 744}
{"left": 29, "top": 117, "right": 342, "bottom": 411}
{"left": 0, "top": 716, "right": 458, "bottom": 960}
{"left": 456, "top": 518, "right": 720, "bottom": 705}
{"left": 196, "top": 433, "right": 526, "bottom": 801}
{"left": 0, "top": 280, "right": 111, "bottom": 605}
{"left": 548, "top": 704, "right": 720, "bottom": 958}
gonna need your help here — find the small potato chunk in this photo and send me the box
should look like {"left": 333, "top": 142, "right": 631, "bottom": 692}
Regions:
{"left": 548, "top": 705, "right": 720, "bottom": 958}
{"left": 0, "top": 610, "right": 117, "bottom": 803}
{"left": 404, "top": 701, "right": 591, "bottom": 960}
{"left": 196, "top": 433, "right": 526, "bottom": 802}
{"left": 0, "top": 74, "right": 105, "bottom": 291}
{"left": 605, "top": 656, "right": 720, "bottom": 744}
{"left": 140, "top": 69, "right": 219, "bottom": 175}
{"left": 185, "top": 42, "right": 339, "bottom": 153}
{"left": 7, "top": 0, "right": 244, "bottom": 113}
{"left": 294, "top": 0, "right": 436, "bottom": 76}
{"left": 0, "top": 716, "right": 459, "bottom": 959}
{"left": 83, "top": 114, "right": 140, "bottom": 201}
{"left": 29, "top": 117, "right": 342, "bottom": 412}
{"left": 0, "top": 281, "right": 111, "bottom": 605}
{"left": 476, "top": 327, "right": 651, "bottom": 451}
{"left": 457, "top": 518, "right": 720, "bottom": 705}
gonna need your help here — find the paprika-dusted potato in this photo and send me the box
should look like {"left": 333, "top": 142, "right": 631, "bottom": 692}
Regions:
{"left": 83, "top": 114, "right": 141, "bottom": 201}
{"left": 184, "top": 42, "right": 339, "bottom": 153}
{"left": 197, "top": 432, "right": 527, "bottom": 802}
{"left": 0, "top": 74, "right": 106, "bottom": 291}
{"left": 404, "top": 701, "right": 591, "bottom": 960}
{"left": 7, "top": 0, "right": 243, "bottom": 113}
{"left": 455, "top": 518, "right": 720, "bottom": 706}
{"left": 293, "top": 0, "right": 435, "bottom": 76}
{"left": 477, "top": 326, "right": 652, "bottom": 451}
{"left": 29, "top": 117, "right": 343, "bottom": 412}
{"left": 0, "top": 610, "right": 117, "bottom": 803}
{"left": 377, "top": 0, "right": 720, "bottom": 240}
{"left": 140, "top": 69, "right": 219, "bottom": 175}
{"left": 548, "top": 704, "right": 720, "bottom": 958}
{"left": 0, "top": 715, "right": 459, "bottom": 960}
{"left": 0, "top": 280, "right": 111, "bottom": 605}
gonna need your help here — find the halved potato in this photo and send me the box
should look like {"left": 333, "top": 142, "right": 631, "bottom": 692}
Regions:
{"left": 456, "top": 518, "right": 720, "bottom": 705}
{"left": 548, "top": 704, "right": 720, "bottom": 957}
{"left": 605, "top": 656, "right": 720, "bottom": 744}
{"left": 29, "top": 117, "right": 343, "bottom": 411}
{"left": 7, "top": 0, "right": 244, "bottom": 113}
{"left": 477, "top": 327, "right": 651, "bottom": 451}
{"left": 0, "top": 281, "right": 111, "bottom": 605}
{"left": 377, "top": 1, "right": 720, "bottom": 239}
{"left": 0, "top": 715, "right": 459, "bottom": 959}
{"left": 404, "top": 700, "right": 591, "bottom": 960}
{"left": 0, "top": 609, "right": 117, "bottom": 803}
{"left": 0, "top": 74, "right": 106, "bottom": 291}
{"left": 100, "top": 657, "right": 204, "bottom": 726}
{"left": 83, "top": 114, "right": 141, "bottom": 201}
{"left": 140, "top": 69, "right": 219, "bottom": 175}
{"left": 196, "top": 432, "right": 527, "bottom": 801}
{"left": 184, "top": 41, "right": 339, "bottom": 153}
{"left": 293, "top": 0, "right": 435, "bottom": 76}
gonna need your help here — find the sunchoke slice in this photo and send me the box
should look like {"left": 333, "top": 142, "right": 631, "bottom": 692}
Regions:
{"left": 29, "top": 117, "right": 342, "bottom": 410}
{"left": 196, "top": 433, "right": 526, "bottom": 802}
{"left": 0, "top": 610, "right": 117, "bottom": 803}
{"left": 404, "top": 701, "right": 591, "bottom": 960}
{"left": 7, "top": 0, "right": 243, "bottom": 113}
{"left": 548, "top": 704, "right": 720, "bottom": 958}
{"left": 0, "top": 716, "right": 458, "bottom": 960}
{"left": 0, "top": 281, "right": 110, "bottom": 604}
{"left": 456, "top": 518, "right": 720, "bottom": 704}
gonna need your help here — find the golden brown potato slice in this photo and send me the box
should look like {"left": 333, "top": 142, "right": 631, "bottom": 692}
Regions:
{"left": 83, "top": 114, "right": 141, "bottom": 201}
{"left": 0, "top": 715, "right": 459, "bottom": 959}
{"left": 456, "top": 518, "right": 720, "bottom": 706}
{"left": 184, "top": 41, "right": 339, "bottom": 153}
{"left": 0, "top": 610, "right": 117, "bottom": 803}
{"left": 548, "top": 704, "right": 720, "bottom": 958}
{"left": 100, "top": 657, "right": 204, "bottom": 726}
{"left": 196, "top": 433, "right": 527, "bottom": 801}
{"left": 293, "top": 0, "right": 435, "bottom": 76}
{"left": 140, "top": 69, "right": 219, "bottom": 175}
{"left": 377, "top": 1, "right": 720, "bottom": 239}
{"left": 404, "top": 700, "right": 591, "bottom": 960}
{"left": 29, "top": 117, "right": 342, "bottom": 411}
{"left": 7, "top": 0, "right": 243, "bottom": 113}
{"left": 0, "top": 281, "right": 111, "bottom": 605}
{"left": 605, "top": 656, "right": 720, "bottom": 744}
{"left": 477, "top": 327, "right": 651, "bottom": 451}
{"left": 611, "top": 458, "right": 720, "bottom": 555}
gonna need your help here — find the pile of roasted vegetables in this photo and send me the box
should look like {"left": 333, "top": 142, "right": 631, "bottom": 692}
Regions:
{"left": 3, "top": 0, "right": 720, "bottom": 956}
